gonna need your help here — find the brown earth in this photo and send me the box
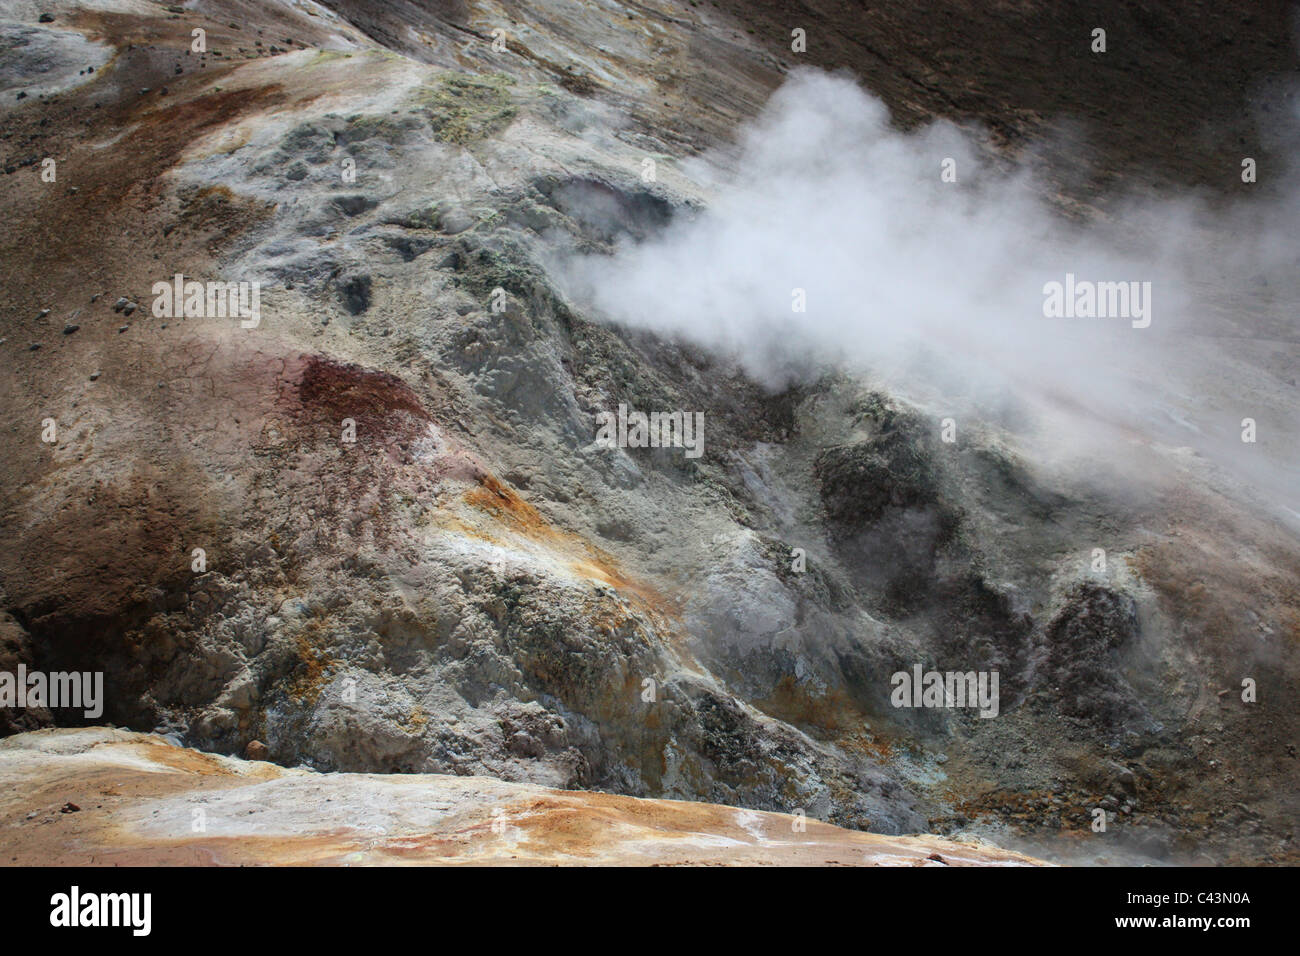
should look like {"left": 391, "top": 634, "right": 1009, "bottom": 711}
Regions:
{"left": 0, "top": 728, "right": 1046, "bottom": 865}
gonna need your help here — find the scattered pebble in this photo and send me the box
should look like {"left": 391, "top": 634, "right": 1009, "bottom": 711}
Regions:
{"left": 112, "top": 297, "right": 128, "bottom": 312}
{"left": 28, "top": 343, "right": 41, "bottom": 351}
{"left": 36, "top": 308, "right": 49, "bottom": 320}
{"left": 89, "top": 371, "right": 100, "bottom": 381}
{"left": 122, "top": 301, "right": 137, "bottom": 316}
{"left": 118, "top": 325, "right": 129, "bottom": 333}
{"left": 62, "top": 323, "right": 79, "bottom": 334}
{"left": 59, "top": 802, "right": 80, "bottom": 813}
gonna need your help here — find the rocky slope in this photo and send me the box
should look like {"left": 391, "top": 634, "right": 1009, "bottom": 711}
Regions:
{"left": 0, "top": 0, "right": 1296, "bottom": 865}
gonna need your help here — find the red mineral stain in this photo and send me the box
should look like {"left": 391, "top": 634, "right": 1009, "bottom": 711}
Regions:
{"left": 294, "top": 356, "right": 431, "bottom": 444}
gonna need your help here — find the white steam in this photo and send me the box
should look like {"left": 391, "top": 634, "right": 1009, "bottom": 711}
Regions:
{"left": 561, "top": 70, "right": 1299, "bottom": 508}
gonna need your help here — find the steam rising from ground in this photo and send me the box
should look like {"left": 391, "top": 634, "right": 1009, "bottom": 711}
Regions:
{"left": 562, "top": 71, "right": 1299, "bottom": 507}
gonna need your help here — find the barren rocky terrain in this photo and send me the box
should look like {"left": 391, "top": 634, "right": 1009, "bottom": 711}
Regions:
{"left": 0, "top": 727, "right": 1045, "bottom": 865}
{"left": 0, "top": 0, "right": 1296, "bottom": 866}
